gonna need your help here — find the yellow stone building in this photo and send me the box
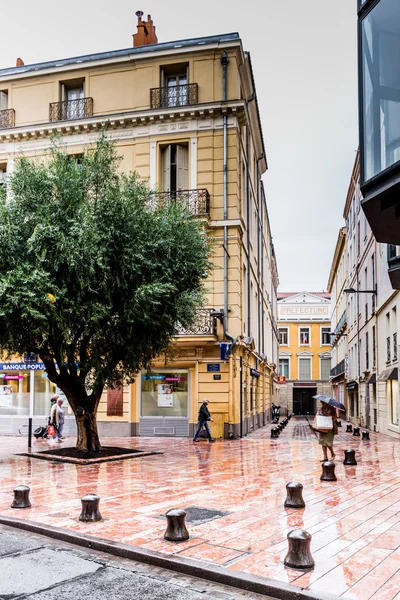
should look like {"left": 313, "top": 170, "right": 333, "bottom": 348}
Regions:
{"left": 277, "top": 292, "right": 332, "bottom": 415}
{"left": 0, "top": 15, "right": 279, "bottom": 438}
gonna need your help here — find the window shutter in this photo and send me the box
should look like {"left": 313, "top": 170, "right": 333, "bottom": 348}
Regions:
{"left": 162, "top": 145, "right": 171, "bottom": 191}
{"left": 177, "top": 145, "right": 188, "bottom": 190}
{"left": 321, "top": 358, "right": 331, "bottom": 380}
{"left": 299, "top": 358, "right": 311, "bottom": 380}
{"left": 107, "top": 387, "right": 124, "bottom": 417}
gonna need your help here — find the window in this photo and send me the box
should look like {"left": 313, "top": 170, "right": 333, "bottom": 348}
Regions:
{"left": 372, "top": 325, "right": 376, "bottom": 369}
{"left": 394, "top": 332, "right": 398, "bottom": 362}
{"left": 299, "top": 327, "right": 310, "bottom": 345}
{"left": 299, "top": 357, "right": 311, "bottom": 380}
{"left": 321, "top": 327, "right": 331, "bottom": 345}
{"left": 279, "top": 358, "right": 289, "bottom": 378}
{"left": 372, "top": 254, "right": 376, "bottom": 312}
{"left": 388, "top": 244, "right": 397, "bottom": 261}
{"left": 366, "top": 331, "right": 369, "bottom": 370}
{"left": 279, "top": 327, "right": 288, "bottom": 345}
{"left": 388, "top": 380, "right": 399, "bottom": 426}
{"left": 387, "top": 337, "right": 391, "bottom": 364}
{"left": 160, "top": 64, "right": 189, "bottom": 107}
{"left": 0, "top": 164, "right": 6, "bottom": 189}
{"left": 361, "top": 0, "right": 400, "bottom": 182}
{"left": 61, "top": 82, "right": 85, "bottom": 119}
{"left": 0, "top": 91, "right": 8, "bottom": 110}
{"left": 161, "top": 144, "right": 188, "bottom": 192}
{"left": 321, "top": 357, "right": 331, "bottom": 380}
{"left": 357, "top": 220, "right": 360, "bottom": 256}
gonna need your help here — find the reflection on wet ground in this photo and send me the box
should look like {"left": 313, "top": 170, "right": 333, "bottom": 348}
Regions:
{"left": 1, "top": 418, "right": 400, "bottom": 599}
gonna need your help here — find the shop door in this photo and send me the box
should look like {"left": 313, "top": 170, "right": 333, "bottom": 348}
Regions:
{"left": 293, "top": 388, "right": 317, "bottom": 416}
{"left": 139, "top": 370, "right": 189, "bottom": 437}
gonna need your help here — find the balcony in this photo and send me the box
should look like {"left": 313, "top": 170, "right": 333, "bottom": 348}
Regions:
{"left": 150, "top": 189, "right": 210, "bottom": 217}
{"left": 175, "top": 309, "right": 217, "bottom": 337}
{"left": 0, "top": 108, "right": 15, "bottom": 130}
{"left": 150, "top": 84, "right": 198, "bottom": 109}
{"left": 49, "top": 97, "right": 93, "bottom": 122}
{"left": 330, "top": 359, "right": 345, "bottom": 378}
{"left": 388, "top": 255, "right": 400, "bottom": 290}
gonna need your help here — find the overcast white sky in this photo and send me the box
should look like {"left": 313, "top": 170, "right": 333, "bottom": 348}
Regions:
{"left": 1, "top": 0, "right": 358, "bottom": 292}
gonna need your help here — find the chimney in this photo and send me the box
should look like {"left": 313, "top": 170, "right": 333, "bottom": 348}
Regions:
{"left": 16, "top": 57, "right": 24, "bottom": 67}
{"left": 133, "top": 10, "right": 158, "bottom": 47}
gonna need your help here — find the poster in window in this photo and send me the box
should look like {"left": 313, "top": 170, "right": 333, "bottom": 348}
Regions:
{"left": 157, "top": 384, "right": 174, "bottom": 407}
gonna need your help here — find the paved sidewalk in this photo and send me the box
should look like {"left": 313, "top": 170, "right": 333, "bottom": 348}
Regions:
{"left": 0, "top": 523, "right": 271, "bottom": 599}
{"left": 1, "top": 419, "right": 400, "bottom": 599}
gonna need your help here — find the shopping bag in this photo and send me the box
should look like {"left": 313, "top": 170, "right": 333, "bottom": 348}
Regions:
{"left": 312, "top": 415, "right": 333, "bottom": 433}
{"left": 47, "top": 424, "right": 56, "bottom": 437}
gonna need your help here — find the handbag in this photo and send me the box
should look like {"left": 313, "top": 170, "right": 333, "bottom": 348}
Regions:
{"left": 312, "top": 415, "right": 333, "bottom": 433}
{"left": 47, "top": 424, "right": 56, "bottom": 437}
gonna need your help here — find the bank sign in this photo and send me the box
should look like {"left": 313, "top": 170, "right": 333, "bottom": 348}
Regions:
{"left": 0, "top": 363, "right": 46, "bottom": 370}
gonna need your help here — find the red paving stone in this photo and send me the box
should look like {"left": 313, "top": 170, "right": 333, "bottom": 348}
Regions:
{"left": 1, "top": 418, "right": 400, "bottom": 599}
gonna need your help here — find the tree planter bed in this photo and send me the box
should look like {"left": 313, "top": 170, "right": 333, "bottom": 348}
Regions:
{"left": 18, "top": 446, "right": 163, "bottom": 465}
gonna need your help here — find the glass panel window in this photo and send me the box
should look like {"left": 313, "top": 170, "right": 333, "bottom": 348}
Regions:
{"left": 361, "top": 0, "right": 400, "bottom": 182}
{"left": 279, "top": 358, "right": 289, "bottom": 378}
{"left": 300, "top": 327, "right": 310, "bottom": 345}
{"left": 321, "top": 327, "right": 331, "bottom": 345}
{"left": 0, "top": 371, "right": 29, "bottom": 416}
{"left": 278, "top": 328, "right": 288, "bottom": 345}
{"left": 388, "top": 379, "right": 399, "bottom": 425}
{"left": 141, "top": 370, "right": 188, "bottom": 417}
{"left": 321, "top": 358, "right": 331, "bottom": 380}
{"left": 299, "top": 358, "right": 311, "bottom": 380}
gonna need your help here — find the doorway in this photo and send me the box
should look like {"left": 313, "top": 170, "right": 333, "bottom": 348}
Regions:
{"left": 293, "top": 388, "right": 317, "bottom": 416}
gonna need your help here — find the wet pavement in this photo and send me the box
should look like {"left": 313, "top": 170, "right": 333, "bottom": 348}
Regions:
{"left": 1, "top": 418, "right": 400, "bottom": 599}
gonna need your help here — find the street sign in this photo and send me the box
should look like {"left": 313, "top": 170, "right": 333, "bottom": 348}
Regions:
{"left": 207, "top": 364, "right": 220, "bottom": 372}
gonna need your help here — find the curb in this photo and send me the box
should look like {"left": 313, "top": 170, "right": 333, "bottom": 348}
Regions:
{"left": 0, "top": 515, "right": 339, "bottom": 600}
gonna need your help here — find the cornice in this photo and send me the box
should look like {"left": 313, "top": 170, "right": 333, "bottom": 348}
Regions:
{"left": 0, "top": 101, "right": 245, "bottom": 146}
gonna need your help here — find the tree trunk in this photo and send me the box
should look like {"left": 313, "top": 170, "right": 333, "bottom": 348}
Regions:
{"left": 75, "top": 409, "right": 101, "bottom": 454}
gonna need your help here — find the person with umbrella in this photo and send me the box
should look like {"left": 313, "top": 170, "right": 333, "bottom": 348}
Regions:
{"left": 313, "top": 395, "right": 345, "bottom": 462}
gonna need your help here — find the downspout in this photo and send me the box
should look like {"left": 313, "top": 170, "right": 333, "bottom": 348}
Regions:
{"left": 246, "top": 126, "right": 251, "bottom": 336}
{"left": 220, "top": 51, "right": 235, "bottom": 350}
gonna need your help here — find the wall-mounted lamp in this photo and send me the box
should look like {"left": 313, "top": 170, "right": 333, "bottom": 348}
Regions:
{"left": 344, "top": 287, "right": 377, "bottom": 295}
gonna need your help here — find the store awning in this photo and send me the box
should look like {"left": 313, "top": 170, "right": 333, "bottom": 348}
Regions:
{"left": 346, "top": 380, "right": 358, "bottom": 391}
{"left": 367, "top": 373, "right": 376, "bottom": 385}
{"left": 378, "top": 367, "right": 398, "bottom": 382}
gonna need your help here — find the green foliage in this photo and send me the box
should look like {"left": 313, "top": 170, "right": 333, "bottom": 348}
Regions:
{"left": 0, "top": 136, "right": 211, "bottom": 397}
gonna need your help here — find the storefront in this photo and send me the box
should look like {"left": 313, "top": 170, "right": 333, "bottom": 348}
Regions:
{"left": 139, "top": 369, "right": 190, "bottom": 436}
{"left": 0, "top": 361, "right": 76, "bottom": 435}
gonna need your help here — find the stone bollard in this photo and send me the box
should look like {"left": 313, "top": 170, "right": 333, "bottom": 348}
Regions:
{"left": 343, "top": 449, "right": 357, "bottom": 465}
{"left": 320, "top": 461, "right": 337, "bottom": 482}
{"left": 271, "top": 428, "right": 279, "bottom": 439}
{"left": 346, "top": 424, "right": 353, "bottom": 433}
{"left": 284, "top": 529, "right": 315, "bottom": 569}
{"left": 11, "top": 485, "right": 31, "bottom": 509}
{"left": 353, "top": 427, "right": 361, "bottom": 437}
{"left": 164, "top": 509, "right": 189, "bottom": 542}
{"left": 362, "top": 431, "right": 370, "bottom": 440}
{"left": 336, "top": 420, "right": 342, "bottom": 427}
{"left": 79, "top": 494, "right": 102, "bottom": 522}
{"left": 284, "top": 482, "right": 305, "bottom": 509}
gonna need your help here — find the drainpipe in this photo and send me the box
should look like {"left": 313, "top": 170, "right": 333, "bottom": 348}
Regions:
{"left": 220, "top": 51, "right": 236, "bottom": 350}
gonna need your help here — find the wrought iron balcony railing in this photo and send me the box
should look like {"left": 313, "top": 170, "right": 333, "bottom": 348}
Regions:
{"left": 49, "top": 97, "right": 93, "bottom": 122}
{"left": 0, "top": 108, "right": 15, "bottom": 130}
{"left": 150, "top": 83, "right": 198, "bottom": 109}
{"left": 330, "top": 358, "right": 345, "bottom": 378}
{"left": 149, "top": 189, "right": 210, "bottom": 216}
{"left": 175, "top": 309, "right": 217, "bottom": 336}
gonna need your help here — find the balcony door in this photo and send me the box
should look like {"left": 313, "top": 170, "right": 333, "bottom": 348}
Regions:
{"left": 61, "top": 83, "right": 84, "bottom": 120}
{"left": 162, "top": 144, "right": 188, "bottom": 192}
{"left": 161, "top": 65, "right": 189, "bottom": 108}
{"left": 0, "top": 91, "right": 8, "bottom": 110}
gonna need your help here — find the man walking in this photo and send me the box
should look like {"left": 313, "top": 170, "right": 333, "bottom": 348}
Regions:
{"left": 193, "top": 398, "right": 215, "bottom": 443}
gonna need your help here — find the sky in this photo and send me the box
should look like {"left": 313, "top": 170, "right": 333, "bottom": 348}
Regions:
{"left": 1, "top": 0, "right": 358, "bottom": 292}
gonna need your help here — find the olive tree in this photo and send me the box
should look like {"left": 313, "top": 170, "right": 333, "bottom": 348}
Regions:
{"left": 0, "top": 137, "right": 211, "bottom": 453}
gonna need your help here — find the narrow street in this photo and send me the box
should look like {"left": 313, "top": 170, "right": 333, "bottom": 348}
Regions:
{"left": 1, "top": 418, "right": 400, "bottom": 598}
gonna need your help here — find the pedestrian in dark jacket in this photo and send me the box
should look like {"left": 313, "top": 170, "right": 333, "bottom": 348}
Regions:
{"left": 193, "top": 399, "right": 215, "bottom": 443}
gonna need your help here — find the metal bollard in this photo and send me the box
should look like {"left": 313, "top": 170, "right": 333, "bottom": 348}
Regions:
{"left": 362, "top": 431, "right": 370, "bottom": 440}
{"left": 164, "top": 509, "right": 189, "bottom": 542}
{"left": 284, "top": 529, "right": 315, "bottom": 569}
{"left": 271, "top": 428, "right": 279, "bottom": 439}
{"left": 79, "top": 494, "right": 102, "bottom": 522}
{"left": 284, "top": 482, "right": 305, "bottom": 509}
{"left": 346, "top": 424, "right": 353, "bottom": 433}
{"left": 343, "top": 449, "right": 357, "bottom": 465}
{"left": 11, "top": 485, "right": 31, "bottom": 509}
{"left": 320, "top": 460, "right": 337, "bottom": 482}
{"left": 336, "top": 420, "right": 342, "bottom": 427}
{"left": 353, "top": 427, "right": 361, "bottom": 437}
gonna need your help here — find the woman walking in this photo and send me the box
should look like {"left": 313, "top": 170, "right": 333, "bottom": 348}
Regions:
{"left": 317, "top": 400, "right": 338, "bottom": 461}
{"left": 50, "top": 397, "right": 65, "bottom": 442}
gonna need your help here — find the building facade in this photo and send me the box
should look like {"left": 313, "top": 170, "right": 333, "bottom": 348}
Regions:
{"left": 328, "top": 150, "right": 400, "bottom": 437}
{"left": 0, "top": 16, "right": 279, "bottom": 438}
{"left": 277, "top": 292, "right": 331, "bottom": 415}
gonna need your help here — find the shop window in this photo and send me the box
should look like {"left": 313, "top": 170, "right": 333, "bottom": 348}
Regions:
{"left": 161, "top": 144, "right": 188, "bottom": 192}
{"left": 141, "top": 370, "right": 188, "bottom": 417}
{"left": 299, "top": 327, "right": 310, "bottom": 345}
